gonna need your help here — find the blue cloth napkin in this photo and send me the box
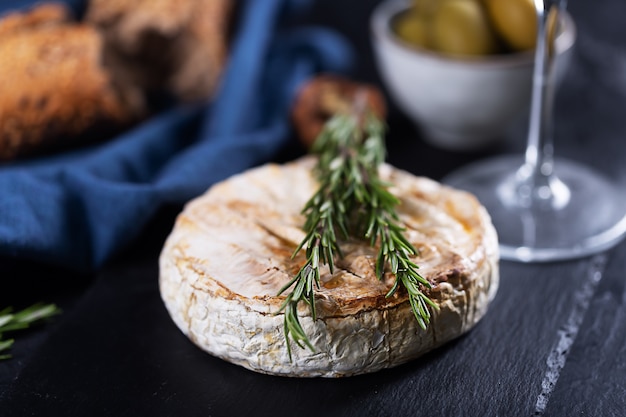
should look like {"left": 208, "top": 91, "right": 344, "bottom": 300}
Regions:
{"left": 0, "top": 0, "right": 353, "bottom": 271}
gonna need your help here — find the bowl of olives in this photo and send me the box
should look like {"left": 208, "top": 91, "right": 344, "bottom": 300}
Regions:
{"left": 370, "top": 0, "right": 576, "bottom": 151}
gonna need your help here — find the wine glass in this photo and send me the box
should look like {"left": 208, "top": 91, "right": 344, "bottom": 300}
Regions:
{"left": 443, "top": 0, "right": 626, "bottom": 262}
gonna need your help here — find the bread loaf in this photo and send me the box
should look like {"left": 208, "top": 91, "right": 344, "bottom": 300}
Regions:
{"left": 0, "top": 3, "right": 144, "bottom": 160}
{"left": 86, "top": 0, "right": 233, "bottom": 102}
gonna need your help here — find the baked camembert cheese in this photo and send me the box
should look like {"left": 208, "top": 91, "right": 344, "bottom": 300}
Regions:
{"left": 159, "top": 157, "right": 499, "bottom": 377}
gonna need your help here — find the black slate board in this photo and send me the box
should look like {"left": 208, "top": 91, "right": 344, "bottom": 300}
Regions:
{"left": 2, "top": 237, "right": 624, "bottom": 416}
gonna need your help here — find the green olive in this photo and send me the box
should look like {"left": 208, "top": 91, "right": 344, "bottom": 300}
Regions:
{"left": 431, "top": 0, "right": 498, "bottom": 56}
{"left": 394, "top": 11, "right": 430, "bottom": 48}
{"left": 484, "top": 0, "right": 537, "bottom": 51}
{"left": 411, "top": 0, "right": 439, "bottom": 17}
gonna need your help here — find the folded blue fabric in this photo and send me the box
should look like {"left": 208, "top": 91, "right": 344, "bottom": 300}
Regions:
{"left": 0, "top": 0, "right": 353, "bottom": 271}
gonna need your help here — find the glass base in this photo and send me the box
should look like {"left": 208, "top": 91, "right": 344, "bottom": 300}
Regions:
{"left": 443, "top": 155, "right": 626, "bottom": 262}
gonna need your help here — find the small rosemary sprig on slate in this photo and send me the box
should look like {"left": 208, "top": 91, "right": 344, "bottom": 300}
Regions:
{"left": 278, "top": 111, "right": 437, "bottom": 355}
{"left": 0, "top": 303, "right": 61, "bottom": 360}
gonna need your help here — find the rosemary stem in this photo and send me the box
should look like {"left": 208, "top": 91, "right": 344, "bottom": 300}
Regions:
{"left": 278, "top": 112, "right": 436, "bottom": 354}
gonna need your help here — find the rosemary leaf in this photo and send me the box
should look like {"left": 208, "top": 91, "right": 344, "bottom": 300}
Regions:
{"left": 278, "top": 111, "right": 437, "bottom": 355}
{"left": 0, "top": 303, "right": 61, "bottom": 360}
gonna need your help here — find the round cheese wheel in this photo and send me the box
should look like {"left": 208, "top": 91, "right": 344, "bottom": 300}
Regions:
{"left": 159, "top": 157, "right": 499, "bottom": 377}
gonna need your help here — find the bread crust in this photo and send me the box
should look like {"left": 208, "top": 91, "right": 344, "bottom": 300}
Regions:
{"left": 0, "top": 3, "right": 144, "bottom": 160}
{"left": 159, "top": 157, "right": 499, "bottom": 377}
{"left": 86, "top": 0, "right": 233, "bottom": 102}
{"left": 291, "top": 75, "right": 387, "bottom": 149}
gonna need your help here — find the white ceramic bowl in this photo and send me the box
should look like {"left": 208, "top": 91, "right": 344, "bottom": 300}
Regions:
{"left": 370, "top": 1, "right": 577, "bottom": 151}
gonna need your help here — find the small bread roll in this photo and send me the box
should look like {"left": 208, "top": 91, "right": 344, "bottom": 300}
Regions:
{"left": 291, "top": 75, "right": 387, "bottom": 149}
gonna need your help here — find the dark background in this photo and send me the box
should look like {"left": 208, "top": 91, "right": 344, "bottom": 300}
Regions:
{"left": 1, "top": 0, "right": 625, "bottom": 416}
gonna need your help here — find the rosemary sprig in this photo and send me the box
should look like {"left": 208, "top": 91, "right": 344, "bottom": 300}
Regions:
{"left": 0, "top": 303, "right": 61, "bottom": 360}
{"left": 364, "top": 183, "right": 439, "bottom": 330}
{"left": 278, "top": 111, "right": 437, "bottom": 354}
{"left": 277, "top": 189, "right": 345, "bottom": 357}
{"left": 277, "top": 117, "right": 353, "bottom": 359}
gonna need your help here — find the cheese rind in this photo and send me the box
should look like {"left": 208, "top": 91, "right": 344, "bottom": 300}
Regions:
{"left": 159, "top": 157, "right": 499, "bottom": 377}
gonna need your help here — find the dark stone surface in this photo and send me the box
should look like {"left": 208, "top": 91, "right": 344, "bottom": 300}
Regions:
{"left": 1, "top": 0, "right": 625, "bottom": 416}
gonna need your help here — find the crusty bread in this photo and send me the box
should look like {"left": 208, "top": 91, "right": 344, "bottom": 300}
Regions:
{"left": 0, "top": 3, "right": 144, "bottom": 160}
{"left": 291, "top": 75, "right": 388, "bottom": 149}
{"left": 85, "top": 0, "right": 233, "bottom": 102}
{"left": 0, "top": 2, "right": 69, "bottom": 36}
{"left": 159, "top": 157, "right": 499, "bottom": 377}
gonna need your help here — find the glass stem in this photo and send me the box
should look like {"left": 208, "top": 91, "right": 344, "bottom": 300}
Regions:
{"left": 516, "top": 1, "right": 569, "bottom": 209}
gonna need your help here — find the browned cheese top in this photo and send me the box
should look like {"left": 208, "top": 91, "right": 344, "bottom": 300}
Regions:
{"left": 166, "top": 157, "right": 497, "bottom": 317}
